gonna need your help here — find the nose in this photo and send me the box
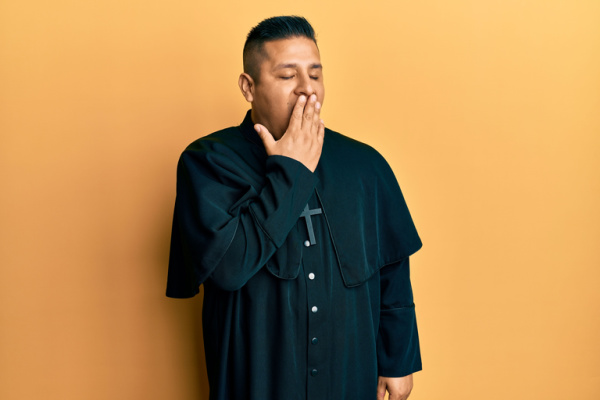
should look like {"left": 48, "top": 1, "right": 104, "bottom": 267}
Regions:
{"left": 294, "top": 73, "right": 315, "bottom": 97}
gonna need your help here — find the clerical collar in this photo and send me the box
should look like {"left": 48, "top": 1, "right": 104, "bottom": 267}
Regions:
{"left": 239, "top": 110, "right": 264, "bottom": 147}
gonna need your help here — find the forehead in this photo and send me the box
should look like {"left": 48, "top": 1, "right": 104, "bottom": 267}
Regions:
{"left": 261, "top": 37, "right": 321, "bottom": 67}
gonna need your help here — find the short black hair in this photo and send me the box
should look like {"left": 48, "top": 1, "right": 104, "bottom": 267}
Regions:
{"left": 243, "top": 16, "right": 317, "bottom": 81}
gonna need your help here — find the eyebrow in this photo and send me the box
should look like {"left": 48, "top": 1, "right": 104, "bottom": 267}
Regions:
{"left": 274, "top": 63, "right": 323, "bottom": 70}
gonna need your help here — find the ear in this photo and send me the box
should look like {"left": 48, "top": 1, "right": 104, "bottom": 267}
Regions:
{"left": 238, "top": 73, "right": 255, "bottom": 103}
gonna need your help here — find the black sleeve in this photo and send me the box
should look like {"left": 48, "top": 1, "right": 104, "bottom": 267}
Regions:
{"left": 376, "top": 257, "right": 422, "bottom": 377}
{"left": 167, "top": 152, "right": 317, "bottom": 297}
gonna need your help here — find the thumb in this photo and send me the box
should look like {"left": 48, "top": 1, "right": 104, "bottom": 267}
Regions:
{"left": 254, "top": 124, "right": 276, "bottom": 153}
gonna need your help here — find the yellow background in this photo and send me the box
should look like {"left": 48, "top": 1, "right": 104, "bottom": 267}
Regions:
{"left": 1, "top": 1, "right": 599, "bottom": 399}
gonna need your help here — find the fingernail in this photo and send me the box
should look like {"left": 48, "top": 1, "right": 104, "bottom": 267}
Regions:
{"left": 254, "top": 124, "right": 260, "bottom": 132}
{"left": 299, "top": 95, "right": 306, "bottom": 102}
{"left": 315, "top": 102, "right": 321, "bottom": 110}
{"left": 310, "top": 94, "right": 316, "bottom": 102}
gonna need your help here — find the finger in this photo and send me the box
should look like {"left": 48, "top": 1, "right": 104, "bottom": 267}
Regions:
{"left": 317, "top": 119, "right": 325, "bottom": 143}
{"left": 312, "top": 100, "right": 322, "bottom": 132}
{"left": 288, "top": 95, "right": 307, "bottom": 131}
{"left": 302, "top": 94, "right": 317, "bottom": 130}
{"left": 254, "top": 124, "right": 276, "bottom": 154}
{"left": 376, "top": 380, "right": 387, "bottom": 400}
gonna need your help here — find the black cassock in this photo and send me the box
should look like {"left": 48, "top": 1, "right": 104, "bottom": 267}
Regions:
{"left": 167, "top": 111, "right": 423, "bottom": 400}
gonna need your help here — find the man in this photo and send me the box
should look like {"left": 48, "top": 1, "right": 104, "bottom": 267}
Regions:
{"left": 167, "top": 16, "right": 422, "bottom": 400}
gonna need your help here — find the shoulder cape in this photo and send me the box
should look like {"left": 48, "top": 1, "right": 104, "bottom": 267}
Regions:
{"left": 166, "top": 111, "right": 422, "bottom": 298}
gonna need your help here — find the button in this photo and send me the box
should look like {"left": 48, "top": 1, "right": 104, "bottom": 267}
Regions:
{"left": 311, "top": 337, "right": 318, "bottom": 345}
{"left": 304, "top": 240, "right": 311, "bottom": 247}
{"left": 311, "top": 306, "right": 318, "bottom": 313}
{"left": 308, "top": 273, "right": 315, "bottom": 280}
{"left": 311, "top": 368, "right": 318, "bottom": 376}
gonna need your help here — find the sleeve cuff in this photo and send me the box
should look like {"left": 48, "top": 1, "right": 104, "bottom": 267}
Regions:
{"left": 250, "top": 155, "right": 318, "bottom": 248}
{"left": 377, "top": 304, "right": 422, "bottom": 377}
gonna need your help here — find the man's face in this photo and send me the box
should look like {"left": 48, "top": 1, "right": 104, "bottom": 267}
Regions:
{"left": 249, "top": 37, "right": 325, "bottom": 139}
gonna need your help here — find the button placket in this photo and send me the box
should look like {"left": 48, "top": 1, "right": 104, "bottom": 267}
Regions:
{"left": 302, "top": 195, "right": 328, "bottom": 393}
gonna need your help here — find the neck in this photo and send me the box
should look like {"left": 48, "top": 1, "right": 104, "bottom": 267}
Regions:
{"left": 250, "top": 109, "right": 284, "bottom": 140}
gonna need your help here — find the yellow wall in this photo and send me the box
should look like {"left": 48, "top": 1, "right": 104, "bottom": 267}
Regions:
{"left": 1, "top": 1, "right": 599, "bottom": 399}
